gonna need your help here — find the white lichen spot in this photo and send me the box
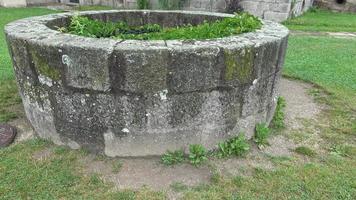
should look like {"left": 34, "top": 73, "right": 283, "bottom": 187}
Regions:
{"left": 253, "top": 79, "right": 258, "bottom": 85}
{"left": 159, "top": 89, "right": 168, "bottom": 101}
{"left": 38, "top": 74, "right": 53, "bottom": 87}
{"left": 62, "top": 55, "right": 72, "bottom": 66}
{"left": 122, "top": 128, "right": 130, "bottom": 133}
{"left": 273, "top": 95, "right": 278, "bottom": 102}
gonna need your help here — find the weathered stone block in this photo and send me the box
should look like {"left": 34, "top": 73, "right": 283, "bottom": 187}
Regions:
{"left": 111, "top": 41, "right": 169, "bottom": 94}
{"left": 167, "top": 45, "right": 223, "bottom": 93}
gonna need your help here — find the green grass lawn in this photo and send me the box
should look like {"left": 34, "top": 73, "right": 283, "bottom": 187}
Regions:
{"left": 0, "top": 7, "right": 355, "bottom": 200}
{"left": 284, "top": 36, "right": 356, "bottom": 109}
{"left": 283, "top": 8, "right": 356, "bottom": 32}
{"left": 0, "top": 7, "right": 59, "bottom": 80}
{"left": 0, "top": 8, "right": 59, "bottom": 122}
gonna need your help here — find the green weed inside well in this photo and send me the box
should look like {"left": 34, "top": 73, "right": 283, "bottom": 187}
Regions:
{"left": 61, "top": 12, "right": 262, "bottom": 40}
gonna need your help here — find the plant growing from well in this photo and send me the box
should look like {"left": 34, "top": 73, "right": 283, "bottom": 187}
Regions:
{"left": 254, "top": 123, "right": 270, "bottom": 147}
{"left": 218, "top": 134, "right": 250, "bottom": 158}
{"left": 271, "top": 96, "right": 286, "bottom": 129}
{"left": 161, "top": 149, "right": 185, "bottom": 166}
{"left": 189, "top": 144, "right": 207, "bottom": 166}
{"left": 61, "top": 12, "right": 262, "bottom": 40}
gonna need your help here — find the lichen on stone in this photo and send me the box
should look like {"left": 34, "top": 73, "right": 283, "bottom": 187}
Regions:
{"left": 30, "top": 49, "right": 61, "bottom": 81}
{"left": 224, "top": 47, "right": 254, "bottom": 83}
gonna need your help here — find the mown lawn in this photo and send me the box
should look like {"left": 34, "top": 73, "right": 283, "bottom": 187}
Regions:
{"left": 0, "top": 8, "right": 59, "bottom": 122}
{"left": 284, "top": 36, "right": 356, "bottom": 109}
{"left": 0, "top": 7, "right": 355, "bottom": 199}
{"left": 0, "top": 7, "right": 59, "bottom": 80}
{"left": 283, "top": 8, "right": 356, "bottom": 32}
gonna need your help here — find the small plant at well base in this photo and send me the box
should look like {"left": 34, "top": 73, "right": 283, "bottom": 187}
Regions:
{"left": 218, "top": 134, "right": 250, "bottom": 158}
{"left": 189, "top": 144, "right": 207, "bottom": 166}
{"left": 271, "top": 96, "right": 286, "bottom": 129}
{"left": 161, "top": 149, "right": 185, "bottom": 166}
{"left": 254, "top": 123, "right": 270, "bottom": 148}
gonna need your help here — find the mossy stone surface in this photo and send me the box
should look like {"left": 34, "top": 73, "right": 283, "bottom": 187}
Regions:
{"left": 30, "top": 49, "right": 61, "bottom": 81}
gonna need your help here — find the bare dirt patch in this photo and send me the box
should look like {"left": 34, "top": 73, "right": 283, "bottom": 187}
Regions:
{"left": 278, "top": 78, "right": 322, "bottom": 130}
{"left": 80, "top": 155, "right": 212, "bottom": 191}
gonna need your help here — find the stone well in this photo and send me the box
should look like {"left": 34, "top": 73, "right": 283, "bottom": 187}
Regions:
{"left": 5, "top": 10, "right": 289, "bottom": 157}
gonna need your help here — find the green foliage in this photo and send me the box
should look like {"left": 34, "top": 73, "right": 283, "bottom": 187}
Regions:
{"left": 218, "top": 134, "right": 250, "bottom": 158}
{"left": 63, "top": 12, "right": 262, "bottom": 40}
{"left": 161, "top": 149, "right": 185, "bottom": 166}
{"left": 65, "top": 15, "right": 119, "bottom": 38}
{"left": 254, "top": 123, "right": 270, "bottom": 147}
{"left": 295, "top": 146, "right": 316, "bottom": 157}
{"left": 330, "top": 145, "right": 355, "bottom": 157}
{"left": 188, "top": 144, "right": 207, "bottom": 166}
{"left": 137, "top": 0, "right": 150, "bottom": 9}
{"left": 271, "top": 96, "right": 286, "bottom": 129}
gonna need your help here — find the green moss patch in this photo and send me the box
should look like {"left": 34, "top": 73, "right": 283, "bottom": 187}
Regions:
{"left": 29, "top": 49, "right": 61, "bottom": 81}
{"left": 224, "top": 47, "right": 254, "bottom": 83}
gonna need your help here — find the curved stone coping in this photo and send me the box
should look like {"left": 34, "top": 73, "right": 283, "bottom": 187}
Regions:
{"left": 5, "top": 10, "right": 289, "bottom": 50}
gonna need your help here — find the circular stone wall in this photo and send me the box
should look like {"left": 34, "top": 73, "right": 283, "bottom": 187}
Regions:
{"left": 5, "top": 10, "right": 289, "bottom": 157}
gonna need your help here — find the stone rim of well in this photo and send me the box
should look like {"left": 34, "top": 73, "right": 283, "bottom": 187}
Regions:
{"left": 5, "top": 10, "right": 289, "bottom": 50}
